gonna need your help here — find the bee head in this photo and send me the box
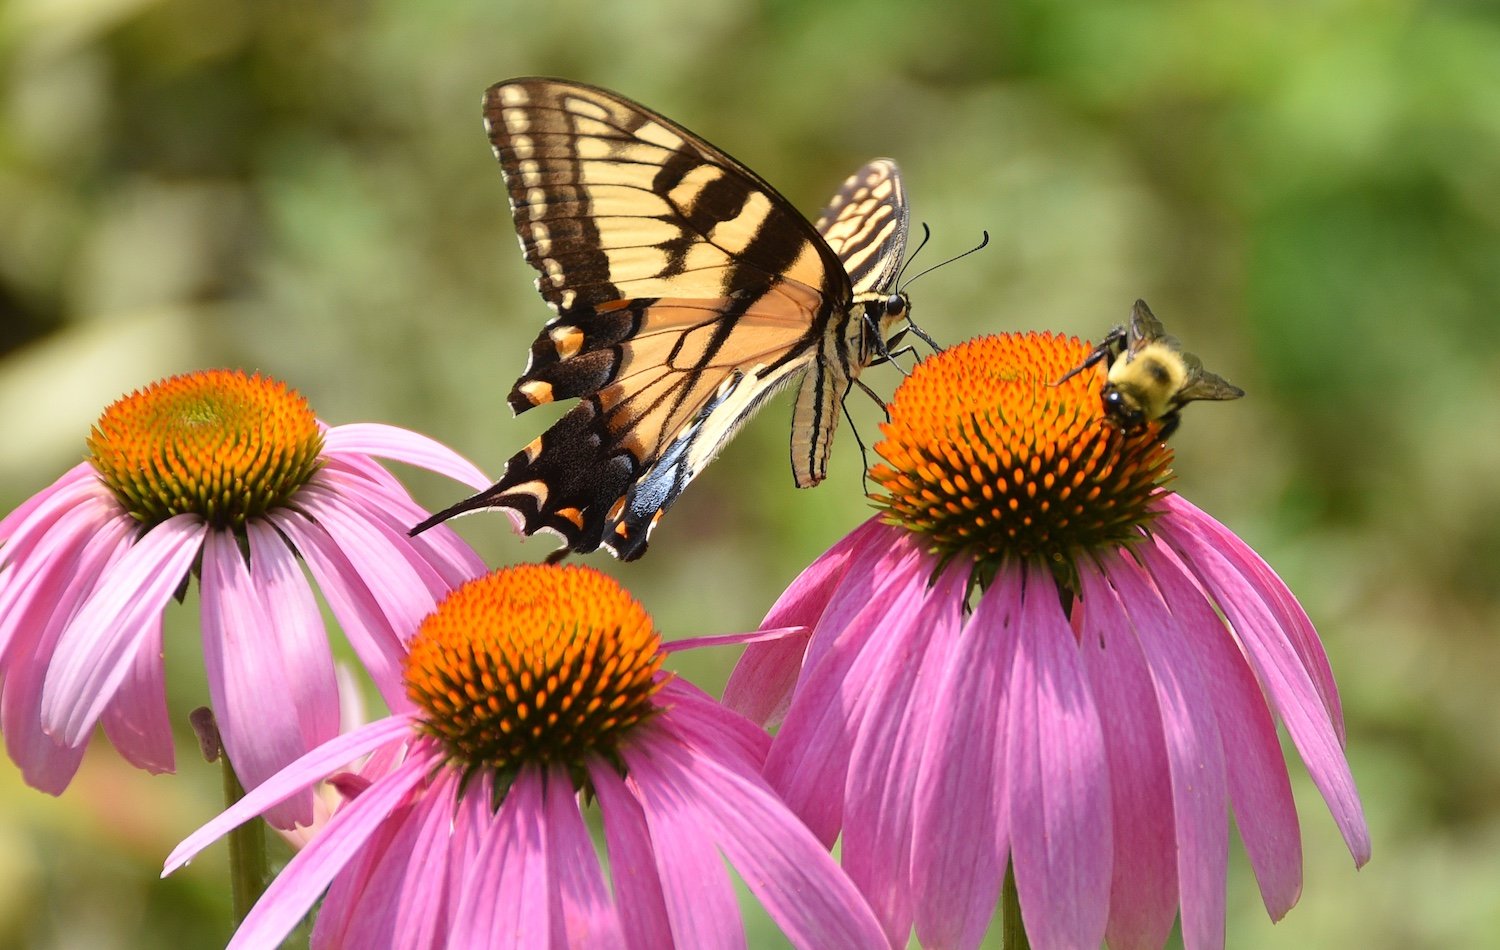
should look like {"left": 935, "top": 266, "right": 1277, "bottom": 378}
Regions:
{"left": 1101, "top": 384, "right": 1147, "bottom": 430}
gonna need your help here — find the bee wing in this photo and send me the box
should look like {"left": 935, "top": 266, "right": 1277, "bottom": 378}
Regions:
{"left": 1126, "top": 299, "right": 1170, "bottom": 354}
{"left": 1177, "top": 353, "right": 1246, "bottom": 403}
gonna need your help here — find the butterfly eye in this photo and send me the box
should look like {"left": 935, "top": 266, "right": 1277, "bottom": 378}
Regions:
{"left": 884, "top": 294, "right": 906, "bottom": 317}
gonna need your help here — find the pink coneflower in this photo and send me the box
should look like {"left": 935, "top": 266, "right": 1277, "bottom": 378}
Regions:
{"left": 0, "top": 369, "right": 489, "bottom": 827}
{"left": 724, "top": 332, "right": 1372, "bottom": 950}
{"left": 164, "top": 563, "right": 889, "bottom": 949}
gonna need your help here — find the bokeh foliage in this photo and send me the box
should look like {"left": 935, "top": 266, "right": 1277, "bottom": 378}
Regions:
{"left": 3, "top": 0, "right": 1499, "bottom": 946}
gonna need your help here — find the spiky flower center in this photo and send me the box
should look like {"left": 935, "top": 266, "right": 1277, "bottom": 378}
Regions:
{"left": 87, "top": 370, "right": 324, "bottom": 528}
{"left": 870, "top": 332, "right": 1173, "bottom": 577}
{"left": 404, "top": 564, "right": 665, "bottom": 779}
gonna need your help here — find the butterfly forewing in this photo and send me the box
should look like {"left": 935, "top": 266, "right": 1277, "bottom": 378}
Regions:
{"left": 414, "top": 79, "right": 910, "bottom": 559}
{"left": 484, "top": 79, "right": 849, "bottom": 311}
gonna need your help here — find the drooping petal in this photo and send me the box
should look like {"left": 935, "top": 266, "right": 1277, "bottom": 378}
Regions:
{"left": 299, "top": 483, "right": 455, "bottom": 609}
{"left": 322, "top": 422, "right": 493, "bottom": 493}
{"left": 1099, "top": 552, "right": 1229, "bottom": 950}
{"left": 320, "top": 769, "right": 461, "bottom": 950}
{"left": 165, "top": 716, "right": 418, "bottom": 873}
{"left": 543, "top": 766, "right": 623, "bottom": 946}
{"left": 762, "top": 536, "right": 930, "bottom": 846}
{"left": 245, "top": 521, "right": 340, "bottom": 748}
{"left": 912, "top": 567, "right": 1023, "bottom": 950}
{"left": 41, "top": 515, "right": 207, "bottom": 745}
{"left": 1141, "top": 540, "right": 1304, "bottom": 920}
{"left": 622, "top": 740, "right": 745, "bottom": 950}
{"left": 654, "top": 678, "right": 770, "bottom": 775}
{"left": 222, "top": 750, "right": 439, "bottom": 950}
{"left": 626, "top": 727, "right": 888, "bottom": 950}
{"left": 1077, "top": 567, "right": 1179, "bottom": 950}
{"left": 841, "top": 559, "right": 967, "bottom": 945}
{"left": 0, "top": 464, "right": 104, "bottom": 567}
{"left": 1005, "top": 567, "right": 1111, "bottom": 950}
{"left": 1158, "top": 493, "right": 1343, "bottom": 734}
{"left": 0, "top": 497, "right": 124, "bottom": 671}
{"left": 591, "top": 760, "right": 674, "bottom": 949}
{"left": 313, "top": 462, "right": 487, "bottom": 589}
{"left": 315, "top": 799, "right": 420, "bottom": 950}
{"left": 100, "top": 615, "right": 174, "bottom": 774}
{"left": 722, "top": 515, "right": 886, "bottom": 726}
{"left": 201, "top": 529, "right": 317, "bottom": 829}
{"left": 270, "top": 510, "right": 408, "bottom": 708}
{"left": 1154, "top": 516, "right": 1371, "bottom": 866}
{"left": 451, "top": 766, "right": 554, "bottom": 950}
{"left": 2, "top": 509, "right": 134, "bottom": 792}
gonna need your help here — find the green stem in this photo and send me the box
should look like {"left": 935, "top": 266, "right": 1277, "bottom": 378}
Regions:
{"left": 221, "top": 756, "right": 269, "bottom": 925}
{"left": 1001, "top": 860, "right": 1031, "bottom": 950}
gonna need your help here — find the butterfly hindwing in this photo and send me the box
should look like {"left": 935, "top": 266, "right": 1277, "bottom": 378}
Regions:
{"left": 415, "top": 79, "right": 910, "bottom": 559}
{"left": 790, "top": 160, "right": 909, "bottom": 486}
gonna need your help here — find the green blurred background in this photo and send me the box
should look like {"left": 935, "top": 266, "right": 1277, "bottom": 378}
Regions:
{"left": 3, "top": 0, "right": 1498, "bottom": 946}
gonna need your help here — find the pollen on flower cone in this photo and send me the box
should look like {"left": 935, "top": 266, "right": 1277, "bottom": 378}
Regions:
{"left": 870, "top": 332, "right": 1174, "bottom": 568}
{"left": 404, "top": 564, "right": 665, "bottom": 773}
{"left": 87, "top": 369, "right": 324, "bottom": 528}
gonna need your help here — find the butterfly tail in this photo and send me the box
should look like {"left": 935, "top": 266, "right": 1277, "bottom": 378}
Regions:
{"left": 408, "top": 488, "right": 510, "bottom": 537}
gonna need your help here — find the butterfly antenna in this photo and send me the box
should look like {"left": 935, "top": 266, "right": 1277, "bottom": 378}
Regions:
{"left": 897, "top": 230, "right": 990, "bottom": 294}
{"left": 891, "top": 222, "right": 933, "bottom": 290}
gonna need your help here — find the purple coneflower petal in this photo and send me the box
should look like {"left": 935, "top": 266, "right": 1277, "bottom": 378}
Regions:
{"left": 912, "top": 567, "right": 1022, "bottom": 950}
{"left": 762, "top": 532, "right": 933, "bottom": 845}
{"left": 624, "top": 742, "right": 744, "bottom": 949}
{"left": 841, "top": 560, "right": 967, "bottom": 944}
{"left": 1153, "top": 517, "right": 1371, "bottom": 866}
{"left": 323, "top": 423, "right": 492, "bottom": 492}
{"left": 165, "top": 715, "right": 417, "bottom": 873}
{"left": 1097, "top": 552, "right": 1229, "bottom": 950}
{"left": 654, "top": 678, "right": 770, "bottom": 774}
{"left": 2, "top": 507, "right": 134, "bottom": 792}
{"left": 452, "top": 766, "right": 554, "bottom": 950}
{"left": 0, "top": 463, "right": 101, "bottom": 560}
{"left": 722, "top": 515, "right": 883, "bottom": 726}
{"left": 543, "top": 767, "right": 623, "bottom": 946}
{"left": 314, "top": 462, "right": 487, "bottom": 589}
{"left": 591, "top": 761, "right": 674, "bottom": 948}
{"left": 244, "top": 522, "right": 340, "bottom": 747}
{"left": 223, "top": 747, "right": 439, "bottom": 950}
{"left": 627, "top": 728, "right": 888, "bottom": 950}
{"left": 41, "top": 514, "right": 207, "bottom": 745}
{"left": 1076, "top": 569, "right": 1179, "bottom": 950}
{"left": 0, "top": 496, "right": 124, "bottom": 666}
{"left": 1159, "top": 494, "right": 1343, "bottom": 733}
{"left": 447, "top": 771, "right": 495, "bottom": 926}
{"left": 1141, "top": 540, "right": 1304, "bottom": 919}
{"left": 322, "top": 770, "right": 461, "bottom": 950}
{"left": 201, "top": 529, "right": 321, "bottom": 829}
{"left": 269, "top": 510, "right": 408, "bottom": 708}
{"left": 100, "top": 616, "right": 174, "bottom": 774}
{"left": 1005, "top": 567, "right": 1111, "bottom": 950}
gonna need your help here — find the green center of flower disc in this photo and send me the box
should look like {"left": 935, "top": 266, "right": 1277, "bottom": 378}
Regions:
{"left": 404, "top": 564, "right": 665, "bottom": 778}
{"left": 86, "top": 369, "right": 324, "bottom": 528}
{"left": 870, "top": 332, "right": 1173, "bottom": 576}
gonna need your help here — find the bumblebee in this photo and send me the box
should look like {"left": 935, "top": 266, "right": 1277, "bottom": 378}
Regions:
{"left": 1059, "top": 299, "right": 1244, "bottom": 440}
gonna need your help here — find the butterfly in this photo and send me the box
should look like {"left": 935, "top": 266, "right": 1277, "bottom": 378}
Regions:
{"left": 412, "top": 78, "right": 915, "bottom": 560}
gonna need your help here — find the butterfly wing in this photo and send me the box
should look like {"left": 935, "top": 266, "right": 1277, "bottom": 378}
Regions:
{"left": 788, "top": 159, "right": 910, "bottom": 486}
{"left": 414, "top": 78, "right": 857, "bottom": 559}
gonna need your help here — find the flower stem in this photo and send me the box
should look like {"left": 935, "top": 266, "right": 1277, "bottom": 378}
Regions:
{"left": 221, "top": 755, "right": 269, "bottom": 924}
{"left": 1002, "top": 860, "right": 1031, "bottom": 950}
